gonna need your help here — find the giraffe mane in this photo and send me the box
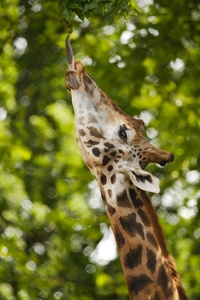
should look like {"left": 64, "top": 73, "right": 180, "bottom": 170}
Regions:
{"left": 140, "top": 191, "right": 188, "bottom": 300}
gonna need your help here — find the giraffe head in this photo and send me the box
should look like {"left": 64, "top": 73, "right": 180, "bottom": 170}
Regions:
{"left": 66, "top": 37, "right": 174, "bottom": 194}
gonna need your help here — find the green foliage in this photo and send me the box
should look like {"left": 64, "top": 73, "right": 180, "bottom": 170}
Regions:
{"left": 58, "top": 0, "right": 140, "bottom": 31}
{"left": 1, "top": 0, "right": 200, "bottom": 299}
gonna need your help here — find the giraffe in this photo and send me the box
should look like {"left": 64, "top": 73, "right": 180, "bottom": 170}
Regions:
{"left": 65, "top": 36, "right": 188, "bottom": 300}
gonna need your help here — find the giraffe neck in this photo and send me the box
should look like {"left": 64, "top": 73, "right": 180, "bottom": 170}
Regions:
{"left": 96, "top": 171, "right": 186, "bottom": 300}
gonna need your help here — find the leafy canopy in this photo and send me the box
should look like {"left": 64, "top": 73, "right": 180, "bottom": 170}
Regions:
{"left": 58, "top": 0, "right": 140, "bottom": 31}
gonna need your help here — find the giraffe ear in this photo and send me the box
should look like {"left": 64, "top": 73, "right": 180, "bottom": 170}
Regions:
{"left": 129, "top": 167, "right": 160, "bottom": 193}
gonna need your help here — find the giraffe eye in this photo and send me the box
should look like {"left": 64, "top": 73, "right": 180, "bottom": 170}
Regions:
{"left": 118, "top": 126, "right": 127, "bottom": 142}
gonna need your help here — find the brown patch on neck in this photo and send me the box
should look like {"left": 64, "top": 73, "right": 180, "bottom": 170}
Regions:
{"left": 140, "top": 191, "right": 188, "bottom": 299}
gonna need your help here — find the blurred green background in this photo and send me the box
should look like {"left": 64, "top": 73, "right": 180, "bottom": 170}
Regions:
{"left": 1, "top": 0, "right": 200, "bottom": 299}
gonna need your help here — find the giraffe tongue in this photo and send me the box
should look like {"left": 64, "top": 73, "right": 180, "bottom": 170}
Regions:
{"left": 66, "top": 35, "right": 75, "bottom": 70}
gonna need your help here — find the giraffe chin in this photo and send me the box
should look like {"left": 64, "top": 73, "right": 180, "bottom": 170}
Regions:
{"left": 127, "top": 166, "right": 160, "bottom": 194}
